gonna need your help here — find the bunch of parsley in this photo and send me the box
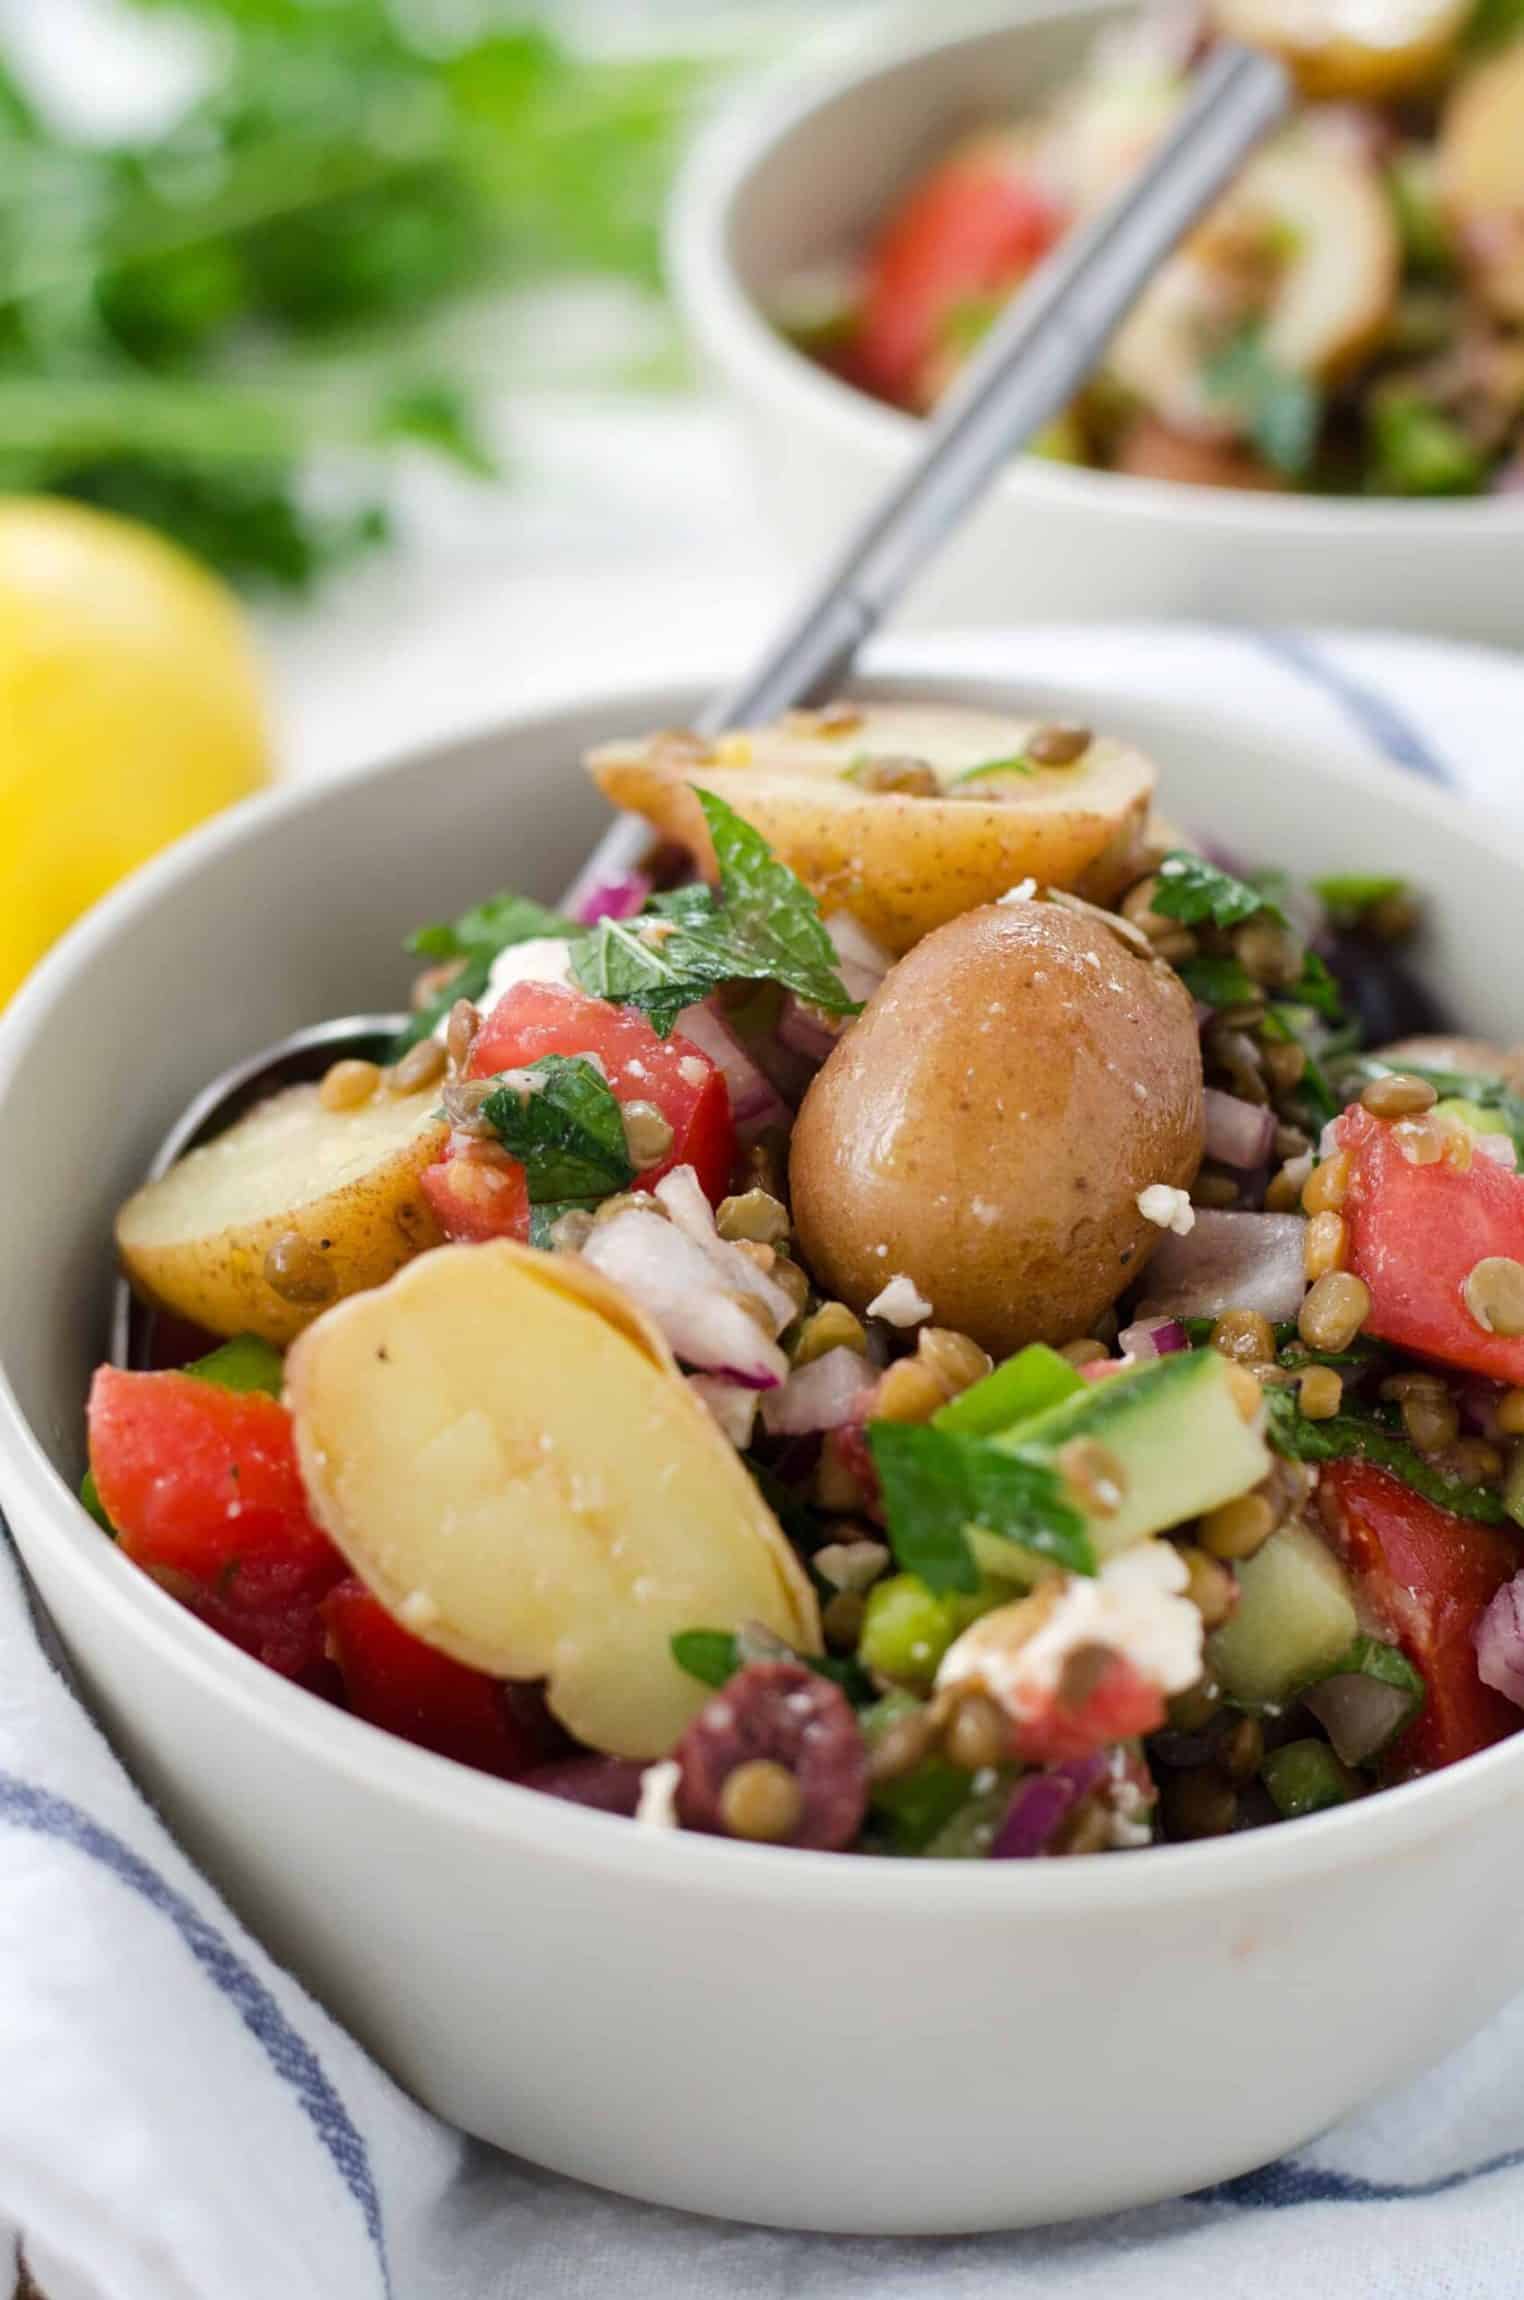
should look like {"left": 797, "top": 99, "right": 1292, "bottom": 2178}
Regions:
{"left": 0, "top": 0, "right": 706, "bottom": 587}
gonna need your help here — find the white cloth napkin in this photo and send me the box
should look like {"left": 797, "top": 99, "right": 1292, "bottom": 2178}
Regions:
{"left": 5, "top": 619, "right": 1524, "bottom": 2300}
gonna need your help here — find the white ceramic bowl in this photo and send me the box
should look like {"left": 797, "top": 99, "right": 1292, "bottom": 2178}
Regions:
{"left": 672, "top": 0, "right": 1524, "bottom": 647}
{"left": 5, "top": 649, "right": 1524, "bottom": 2235}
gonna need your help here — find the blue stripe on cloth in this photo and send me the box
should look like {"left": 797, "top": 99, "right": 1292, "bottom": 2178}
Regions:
{"left": 0, "top": 1770, "right": 389, "bottom": 2293}
{"left": 1248, "top": 631, "right": 1454, "bottom": 787}
{"left": 1202, "top": 2144, "right": 1524, "bottom": 2211}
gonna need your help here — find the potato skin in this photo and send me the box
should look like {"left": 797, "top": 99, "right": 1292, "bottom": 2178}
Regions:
{"left": 116, "top": 1081, "right": 447, "bottom": 1347}
{"left": 587, "top": 705, "right": 1155, "bottom": 956}
{"left": 789, "top": 902, "right": 1204, "bottom": 1355}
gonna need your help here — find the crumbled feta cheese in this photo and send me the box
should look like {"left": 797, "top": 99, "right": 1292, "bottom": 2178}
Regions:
{"left": 677, "top": 1055, "right": 708, "bottom": 1089}
{"left": 432, "top": 935, "right": 573, "bottom": 1038}
{"left": 635, "top": 1759, "right": 682, "bottom": 1830}
{"left": 867, "top": 1273, "right": 933, "bottom": 1327}
{"left": 937, "top": 1543, "right": 1203, "bottom": 1718}
{"left": 398, "top": 1589, "right": 441, "bottom": 1633}
{"left": 998, "top": 877, "right": 1039, "bottom": 906}
{"left": 1136, "top": 1183, "right": 1195, "bottom": 1236}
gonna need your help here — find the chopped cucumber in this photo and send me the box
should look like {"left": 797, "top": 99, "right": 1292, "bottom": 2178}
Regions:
{"left": 1261, "top": 1738, "right": 1361, "bottom": 1819}
{"left": 935, "top": 1342, "right": 1082, "bottom": 1437}
{"left": 1433, "top": 1097, "right": 1511, "bottom": 1138}
{"left": 79, "top": 1467, "right": 111, "bottom": 1530}
{"left": 922, "top": 1773, "right": 1017, "bottom": 1859}
{"left": 860, "top": 1694, "right": 971, "bottom": 1852}
{"left": 993, "top": 1348, "right": 1270, "bottom": 1562}
{"left": 1208, "top": 1522, "right": 1359, "bottom": 1707}
{"left": 858, "top": 1573, "right": 998, "bottom": 1690}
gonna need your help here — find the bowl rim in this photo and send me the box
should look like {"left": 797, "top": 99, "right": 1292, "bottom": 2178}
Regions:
{"left": 6, "top": 651, "right": 1524, "bottom": 1916}
{"left": 669, "top": 0, "right": 1524, "bottom": 541}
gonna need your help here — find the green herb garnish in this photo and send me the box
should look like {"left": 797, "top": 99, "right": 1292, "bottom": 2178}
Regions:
{"left": 1177, "top": 955, "right": 1260, "bottom": 1009}
{"left": 393, "top": 893, "right": 573, "bottom": 1053}
{"left": 479, "top": 1054, "right": 633, "bottom": 1203}
{"left": 1152, "top": 851, "right": 1287, "bottom": 931}
{"left": 1264, "top": 1386, "right": 1508, "bottom": 1524}
{"left": 670, "top": 1628, "right": 871, "bottom": 1706}
{"left": 0, "top": 11, "right": 707, "bottom": 587}
{"left": 1202, "top": 325, "right": 1322, "bottom": 478}
{"left": 573, "top": 787, "right": 858, "bottom": 1034}
{"left": 868, "top": 1420, "right": 1094, "bottom": 1595}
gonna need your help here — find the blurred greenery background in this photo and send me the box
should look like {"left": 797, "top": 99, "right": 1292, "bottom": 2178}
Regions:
{"left": 0, "top": 0, "right": 755, "bottom": 590}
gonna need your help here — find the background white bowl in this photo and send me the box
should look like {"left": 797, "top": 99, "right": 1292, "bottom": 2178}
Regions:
{"left": 5, "top": 644, "right": 1524, "bottom": 2233}
{"left": 672, "top": 0, "right": 1524, "bottom": 647}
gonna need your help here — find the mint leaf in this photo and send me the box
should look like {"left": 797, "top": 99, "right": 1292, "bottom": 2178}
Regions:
{"left": 671, "top": 1629, "right": 739, "bottom": 1688}
{"left": 406, "top": 892, "right": 572, "bottom": 966}
{"left": 480, "top": 1055, "right": 634, "bottom": 1203}
{"left": 394, "top": 891, "right": 573, "bottom": 1053}
{"left": 1152, "top": 851, "right": 1287, "bottom": 931}
{"left": 572, "top": 788, "right": 858, "bottom": 1034}
{"left": 1177, "top": 955, "right": 1259, "bottom": 1008}
{"left": 1264, "top": 1386, "right": 1507, "bottom": 1523}
{"left": 868, "top": 1421, "right": 1094, "bottom": 1594}
{"left": 1203, "top": 326, "right": 1321, "bottom": 478}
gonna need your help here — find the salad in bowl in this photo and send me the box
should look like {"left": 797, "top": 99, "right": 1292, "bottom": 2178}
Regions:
{"left": 785, "top": 0, "right": 1524, "bottom": 499}
{"left": 90, "top": 699, "right": 1524, "bottom": 1863}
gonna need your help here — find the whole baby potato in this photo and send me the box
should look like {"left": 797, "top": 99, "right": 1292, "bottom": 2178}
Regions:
{"left": 789, "top": 901, "right": 1204, "bottom": 1355}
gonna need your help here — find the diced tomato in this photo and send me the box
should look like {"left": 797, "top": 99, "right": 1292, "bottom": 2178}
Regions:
{"left": 1319, "top": 1461, "right": 1522, "bottom": 1775}
{"left": 1012, "top": 1652, "right": 1165, "bottom": 1768}
{"left": 420, "top": 1152, "right": 531, "bottom": 1245}
{"left": 854, "top": 146, "right": 1067, "bottom": 405}
{"left": 87, "top": 1367, "right": 345, "bottom": 1686}
{"left": 321, "top": 1579, "right": 540, "bottom": 1778}
{"left": 1338, "top": 1103, "right": 1524, "bottom": 1382}
{"left": 424, "top": 981, "right": 735, "bottom": 1244}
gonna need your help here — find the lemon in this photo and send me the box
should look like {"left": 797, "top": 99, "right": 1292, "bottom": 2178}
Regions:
{"left": 0, "top": 499, "right": 271, "bottom": 1005}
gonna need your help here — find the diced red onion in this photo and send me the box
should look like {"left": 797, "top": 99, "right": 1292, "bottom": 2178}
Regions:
{"left": 825, "top": 912, "right": 892, "bottom": 1004}
{"left": 1475, "top": 1572, "right": 1524, "bottom": 1710}
{"left": 991, "top": 1755, "right": 1110, "bottom": 1859}
{"left": 1493, "top": 450, "right": 1524, "bottom": 496}
{"left": 1203, "top": 1088, "right": 1276, "bottom": 1171}
{"left": 1118, "top": 1316, "right": 1189, "bottom": 1361}
{"left": 654, "top": 1166, "right": 795, "bottom": 1321}
{"left": 568, "top": 872, "right": 651, "bottom": 927}
{"left": 760, "top": 1346, "right": 873, "bottom": 1436}
{"left": 1139, "top": 1208, "right": 1308, "bottom": 1321}
{"left": 688, "top": 1374, "right": 761, "bottom": 1447}
{"left": 1461, "top": 1378, "right": 1505, "bottom": 1439}
{"left": 1192, "top": 1000, "right": 1212, "bottom": 1031}
{"left": 1302, "top": 1673, "right": 1413, "bottom": 1768}
{"left": 673, "top": 1000, "right": 791, "bottom": 1144}
{"left": 777, "top": 994, "right": 843, "bottom": 1064}
{"left": 579, "top": 1205, "right": 788, "bottom": 1385}
{"left": 520, "top": 1757, "right": 646, "bottom": 1815}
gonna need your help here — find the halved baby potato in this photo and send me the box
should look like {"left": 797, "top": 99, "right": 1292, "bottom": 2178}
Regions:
{"left": 1211, "top": 0, "right": 1471, "bottom": 102}
{"left": 1110, "top": 132, "right": 1400, "bottom": 432}
{"left": 1440, "top": 37, "right": 1524, "bottom": 323}
{"left": 588, "top": 702, "right": 1155, "bottom": 956}
{"left": 117, "top": 1081, "right": 448, "bottom": 1347}
{"left": 286, "top": 1241, "right": 821, "bottom": 1758}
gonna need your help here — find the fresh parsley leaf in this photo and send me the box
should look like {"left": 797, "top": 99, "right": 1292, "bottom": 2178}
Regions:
{"left": 572, "top": 788, "right": 858, "bottom": 1034}
{"left": 670, "top": 1627, "right": 872, "bottom": 1706}
{"left": 1152, "top": 851, "right": 1288, "bottom": 931}
{"left": 480, "top": 1055, "right": 633, "bottom": 1203}
{"left": 1264, "top": 1386, "right": 1508, "bottom": 1523}
{"left": 393, "top": 892, "right": 572, "bottom": 1052}
{"left": 1313, "top": 874, "right": 1408, "bottom": 920}
{"left": 868, "top": 1420, "right": 1094, "bottom": 1595}
{"left": 1203, "top": 326, "right": 1322, "bottom": 478}
{"left": 1177, "top": 955, "right": 1259, "bottom": 1009}
{"left": 671, "top": 1630, "right": 739, "bottom": 1689}
{"left": 1289, "top": 950, "right": 1344, "bottom": 1023}
{"left": 406, "top": 891, "right": 571, "bottom": 966}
